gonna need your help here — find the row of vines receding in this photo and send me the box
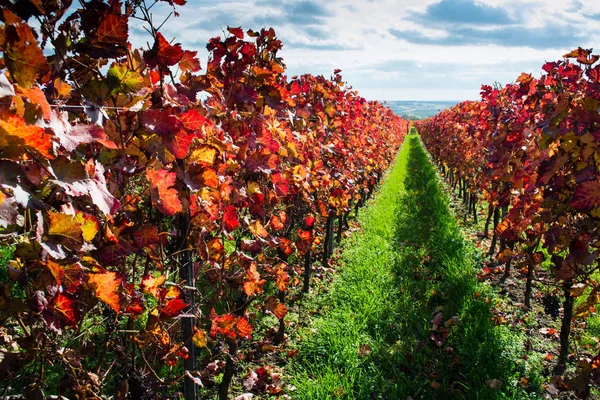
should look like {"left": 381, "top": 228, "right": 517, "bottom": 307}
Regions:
{"left": 416, "top": 47, "right": 600, "bottom": 396}
{"left": 0, "top": 1, "right": 408, "bottom": 398}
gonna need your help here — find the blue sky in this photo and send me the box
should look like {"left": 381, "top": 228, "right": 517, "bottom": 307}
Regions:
{"left": 129, "top": 0, "right": 600, "bottom": 101}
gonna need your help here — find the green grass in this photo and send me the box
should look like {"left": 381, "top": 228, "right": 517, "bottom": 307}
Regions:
{"left": 291, "top": 134, "right": 543, "bottom": 399}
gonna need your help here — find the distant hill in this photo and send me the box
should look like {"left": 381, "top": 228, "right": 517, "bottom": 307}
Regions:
{"left": 382, "top": 100, "right": 459, "bottom": 119}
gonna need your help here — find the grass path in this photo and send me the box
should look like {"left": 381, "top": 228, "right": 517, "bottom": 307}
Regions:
{"left": 291, "top": 134, "right": 543, "bottom": 399}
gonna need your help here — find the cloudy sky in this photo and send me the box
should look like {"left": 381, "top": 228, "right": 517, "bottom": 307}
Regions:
{"left": 129, "top": 0, "right": 600, "bottom": 101}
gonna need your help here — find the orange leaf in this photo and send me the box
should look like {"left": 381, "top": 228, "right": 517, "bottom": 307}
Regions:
{"left": 244, "top": 263, "right": 266, "bottom": 296}
{"left": 45, "top": 259, "right": 83, "bottom": 293}
{"left": 266, "top": 296, "right": 287, "bottom": 319}
{"left": 249, "top": 220, "right": 269, "bottom": 238}
{"left": 210, "top": 311, "right": 237, "bottom": 340}
{"left": 88, "top": 271, "right": 124, "bottom": 313}
{"left": 18, "top": 86, "right": 51, "bottom": 120}
{"left": 134, "top": 225, "right": 160, "bottom": 248}
{"left": 3, "top": 19, "right": 49, "bottom": 87}
{"left": 146, "top": 167, "right": 182, "bottom": 215}
{"left": 202, "top": 168, "right": 219, "bottom": 188}
{"left": 236, "top": 317, "right": 252, "bottom": 339}
{"left": 0, "top": 114, "right": 54, "bottom": 159}
{"left": 279, "top": 237, "right": 293, "bottom": 257}
{"left": 52, "top": 293, "right": 79, "bottom": 327}
{"left": 140, "top": 274, "right": 166, "bottom": 298}
{"left": 297, "top": 228, "right": 311, "bottom": 242}
{"left": 276, "top": 267, "right": 289, "bottom": 292}
{"left": 53, "top": 78, "right": 72, "bottom": 98}
{"left": 207, "top": 237, "right": 224, "bottom": 261}
{"left": 270, "top": 214, "right": 284, "bottom": 230}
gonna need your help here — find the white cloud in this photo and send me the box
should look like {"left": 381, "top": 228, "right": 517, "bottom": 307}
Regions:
{"left": 128, "top": 0, "right": 600, "bottom": 101}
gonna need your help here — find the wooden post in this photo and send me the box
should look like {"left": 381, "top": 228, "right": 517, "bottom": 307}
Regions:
{"left": 179, "top": 214, "right": 197, "bottom": 400}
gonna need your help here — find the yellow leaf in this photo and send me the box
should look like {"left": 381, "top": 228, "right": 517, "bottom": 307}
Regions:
{"left": 75, "top": 212, "right": 100, "bottom": 242}
{"left": 192, "top": 328, "right": 207, "bottom": 348}
{"left": 48, "top": 211, "right": 99, "bottom": 243}
{"left": 189, "top": 145, "right": 218, "bottom": 165}
{"left": 247, "top": 181, "right": 261, "bottom": 195}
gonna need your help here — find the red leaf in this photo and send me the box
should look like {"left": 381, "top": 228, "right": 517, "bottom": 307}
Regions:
{"left": 180, "top": 109, "right": 210, "bottom": 131}
{"left": 227, "top": 26, "right": 244, "bottom": 39}
{"left": 223, "top": 205, "right": 240, "bottom": 232}
{"left": 97, "top": 12, "right": 128, "bottom": 44}
{"left": 48, "top": 111, "right": 118, "bottom": 151}
{"left": 145, "top": 32, "right": 184, "bottom": 68}
{"left": 272, "top": 173, "right": 290, "bottom": 196}
{"left": 210, "top": 311, "right": 237, "bottom": 340}
{"left": 572, "top": 180, "right": 600, "bottom": 211}
{"left": 52, "top": 293, "right": 79, "bottom": 327}
{"left": 241, "top": 239, "right": 261, "bottom": 254}
{"left": 50, "top": 158, "right": 120, "bottom": 216}
{"left": 297, "top": 228, "right": 311, "bottom": 242}
{"left": 134, "top": 225, "right": 160, "bottom": 248}
{"left": 166, "top": 129, "right": 195, "bottom": 159}
{"left": 160, "top": 298, "right": 188, "bottom": 319}
{"left": 304, "top": 215, "right": 315, "bottom": 227}
{"left": 146, "top": 167, "right": 183, "bottom": 215}
{"left": 179, "top": 50, "right": 201, "bottom": 73}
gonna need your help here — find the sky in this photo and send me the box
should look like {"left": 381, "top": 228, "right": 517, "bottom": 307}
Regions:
{"left": 129, "top": 0, "right": 600, "bottom": 101}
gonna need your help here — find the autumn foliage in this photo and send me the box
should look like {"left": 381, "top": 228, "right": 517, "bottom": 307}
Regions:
{"left": 416, "top": 47, "right": 600, "bottom": 373}
{"left": 0, "top": 0, "right": 406, "bottom": 398}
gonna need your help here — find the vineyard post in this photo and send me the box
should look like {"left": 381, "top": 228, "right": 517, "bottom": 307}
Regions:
{"left": 488, "top": 207, "right": 500, "bottom": 256}
{"left": 218, "top": 343, "right": 238, "bottom": 400}
{"left": 302, "top": 250, "right": 312, "bottom": 293}
{"left": 179, "top": 213, "right": 197, "bottom": 400}
{"left": 336, "top": 212, "right": 343, "bottom": 244}
{"left": 483, "top": 204, "right": 494, "bottom": 238}
{"left": 471, "top": 193, "right": 478, "bottom": 224}
{"left": 524, "top": 260, "right": 534, "bottom": 309}
{"left": 322, "top": 212, "right": 334, "bottom": 268}
{"left": 559, "top": 279, "right": 574, "bottom": 367}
